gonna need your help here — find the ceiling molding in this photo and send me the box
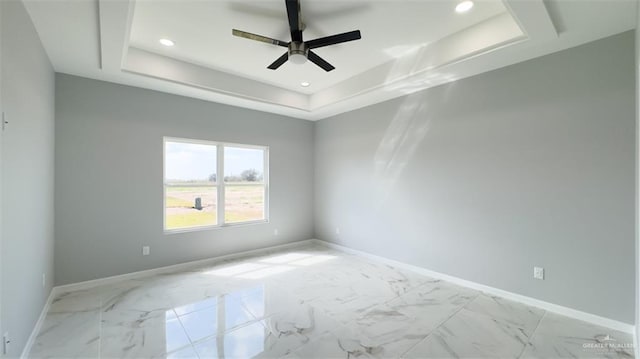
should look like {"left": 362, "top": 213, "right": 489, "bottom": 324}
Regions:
{"left": 124, "top": 48, "right": 310, "bottom": 110}
{"left": 503, "top": 0, "right": 558, "bottom": 41}
{"left": 309, "top": 11, "right": 526, "bottom": 111}
{"left": 98, "top": 0, "right": 135, "bottom": 72}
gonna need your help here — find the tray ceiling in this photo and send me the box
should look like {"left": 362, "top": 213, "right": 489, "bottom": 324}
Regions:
{"left": 129, "top": 0, "right": 508, "bottom": 94}
{"left": 22, "top": 0, "right": 638, "bottom": 120}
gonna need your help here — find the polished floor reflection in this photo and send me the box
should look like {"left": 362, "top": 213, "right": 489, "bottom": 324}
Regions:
{"left": 29, "top": 243, "right": 634, "bottom": 358}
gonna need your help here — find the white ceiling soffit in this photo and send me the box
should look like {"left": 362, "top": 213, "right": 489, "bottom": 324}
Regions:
{"left": 23, "top": 0, "right": 638, "bottom": 121}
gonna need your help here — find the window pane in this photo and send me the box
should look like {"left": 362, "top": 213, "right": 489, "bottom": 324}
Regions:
{"left": 225, "top": 185, "right": 265, "bottom": 223}
{"left": 165, "top": 141, "right": 217, "bottom": 184}
{"left": 224, "top": 147, "right": 264, "bottom": 183}
{"left": 165, "top": 186, "right": 217, "bottom": 229}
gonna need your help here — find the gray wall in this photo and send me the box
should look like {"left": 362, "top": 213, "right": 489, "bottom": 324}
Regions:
{"left": 635, "top": 8, "right": 639, "bottom": 350}
{"left": 55, "top": 74, "right": 314, "bottom": 285}
{"left": 315, "top": 32, "right": 635, "bottom": 323}
{"left": 1, "top": 0, "right": 55, "bottom": 356}
{"left": 0, "top": 0, "right": 4, "bottom": 351}
{"left": 0, "top": 0, "right": 4, "bottom": 353}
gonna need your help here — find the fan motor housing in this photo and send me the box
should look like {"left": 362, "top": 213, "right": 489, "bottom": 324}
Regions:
{"left": 289, "top": 42, "right": 308, "bottom": 58}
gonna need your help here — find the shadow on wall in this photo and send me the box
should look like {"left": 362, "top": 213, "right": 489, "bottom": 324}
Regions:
{"left": 372, "top": 82, "right": 457, "bottom": 208}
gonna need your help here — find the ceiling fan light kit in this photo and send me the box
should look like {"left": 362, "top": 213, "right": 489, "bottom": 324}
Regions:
{"left": 232, "top": 0, "right": 362, "bottom": 72}
{"left": 288, "top": 42, "right": 308, "bottom": 64}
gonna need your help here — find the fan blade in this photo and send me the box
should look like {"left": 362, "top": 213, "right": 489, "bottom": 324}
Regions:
{"left": 267, "top": 52, "right": 289, "bottom": 70}
{"left": 232, "top": 29, "right": 289, "bottom": 47}
{"left": 285, "top": 0, "right": 303, "bottom": 42}
{"left": 307, "top": 50, "right": 335, "bottom": 72}
{"left": 306, "top": 30, "right": 361, "bottom": 49}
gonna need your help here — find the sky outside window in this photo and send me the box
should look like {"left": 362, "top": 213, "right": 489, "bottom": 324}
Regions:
{"left": 165, "top": 142, "right": 263, "bottom": 181}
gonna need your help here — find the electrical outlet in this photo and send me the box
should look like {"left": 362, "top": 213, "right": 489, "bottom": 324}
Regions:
{"left": 3, "top": 332, "right": 10, "bottom": 355}
{"left": 534, "top": 266, "right": 544, "bottom": 280}
{"left": 42, "top": 273, "right": 46, "bottom": 288}
{"left": 142, "top": 246, "right": 150, "bottom": 256}
{"left": 274, "top": 229, "right": 279, "bottom": 236}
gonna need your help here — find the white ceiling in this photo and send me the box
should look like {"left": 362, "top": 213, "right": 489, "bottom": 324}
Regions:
{"left": 130, "top": 0, "right": 507, "bottom": 94}
{"left": 22, "top": 0, "right": 638, "bottom": 121}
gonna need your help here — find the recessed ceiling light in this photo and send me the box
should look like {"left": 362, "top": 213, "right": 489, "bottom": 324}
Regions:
{"left": 159, "top": 38, "right": 175, "bottom": 47}
{"left": 300, "top": 82, "right": 310, "bottom": 87}
{"left": 455, "top": 1, "right": 474, "bottom": 13}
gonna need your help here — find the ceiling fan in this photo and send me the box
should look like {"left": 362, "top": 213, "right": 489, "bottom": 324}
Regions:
{"left": 232, "top": 0, "right": 362, "bottom": 72}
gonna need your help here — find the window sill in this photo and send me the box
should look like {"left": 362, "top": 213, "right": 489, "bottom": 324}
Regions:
{"left": 164, "top": 219, "right": 269, "bottom": 235}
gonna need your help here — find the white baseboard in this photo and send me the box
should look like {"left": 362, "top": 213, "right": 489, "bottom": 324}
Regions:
{"left": 313, "top": 239, "right": 635, "bottom": 334}
{"left": 20, "top": 288, "right": 56, "bottom": 359}
{"left": 55, "top": 239, "right": 316, "bottom": 293}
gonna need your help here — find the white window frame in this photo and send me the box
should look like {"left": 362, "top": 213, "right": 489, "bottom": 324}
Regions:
{"left": 163, "top": 137, "right": 269, "bottom": 233}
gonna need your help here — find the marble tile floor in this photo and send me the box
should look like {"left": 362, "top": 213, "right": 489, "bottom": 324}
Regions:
{"left": 28, "top": 244, "right": 634, "bottom": 359}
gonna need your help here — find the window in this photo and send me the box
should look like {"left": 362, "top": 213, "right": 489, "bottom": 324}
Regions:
{"left": 164, "top": 138, "right": 268, "bottom": 232}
